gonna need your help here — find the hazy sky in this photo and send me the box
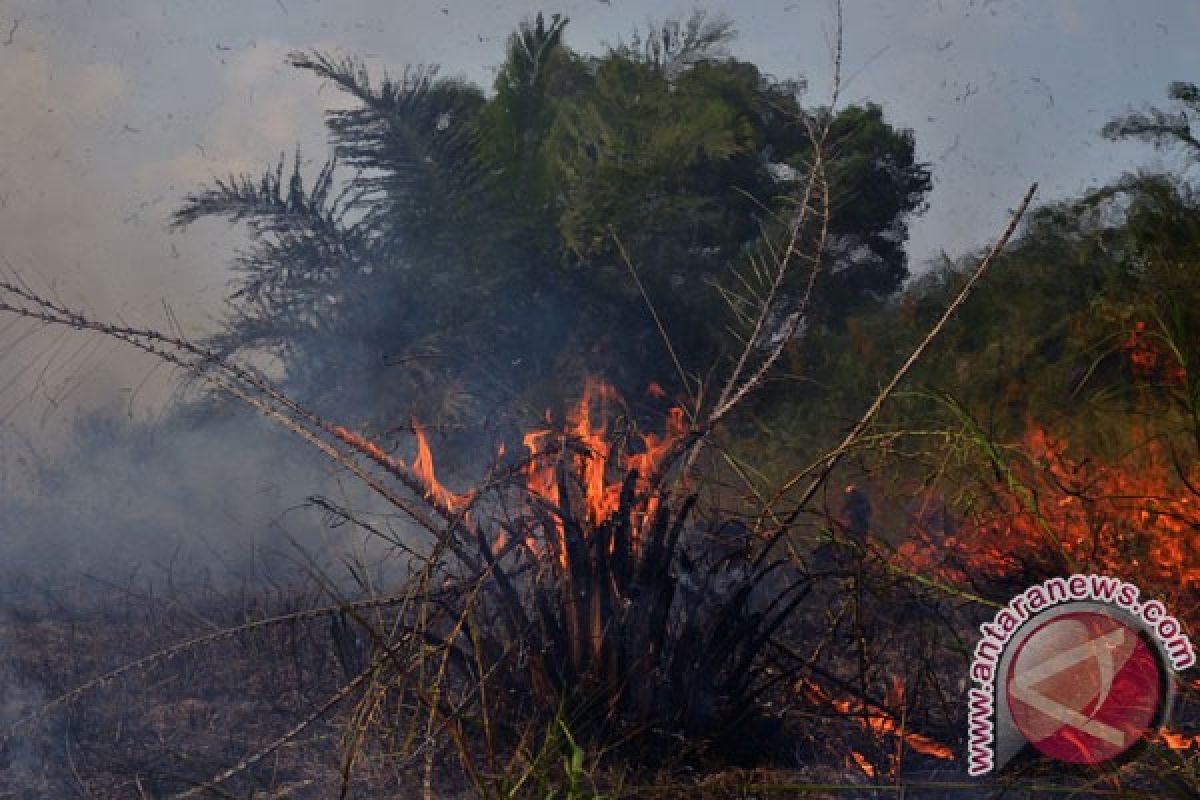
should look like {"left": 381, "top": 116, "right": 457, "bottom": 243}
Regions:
{"left": 0, "top": 0, "right": 1197, "bottom": 435}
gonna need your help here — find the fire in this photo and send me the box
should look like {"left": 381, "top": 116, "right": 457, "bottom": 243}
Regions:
{"left": 331, "top": 422, "right": 474, "bottom": 515}
{"left": 411, "top": 421, "right": 475, "bottom": 514}
{"left": 847, "top": 750, "right": 875, "bottom": 777}
{"left": 1151, "top": 730, "right": 1199, "bottom": 751}
{"left": 1123, "top": 320, "right": 1186, "bottom": 385}
{"left": 795, "top": 677, "right": 955, "bottom": 765}
{"left": 331, "top": 378, "right": 685, "bottom": 549}
{"left": 895, "top": 424, "right": 1200, "bottom": 623}
{"left": 522, "top": 378, "right": 688, "bottom": 559}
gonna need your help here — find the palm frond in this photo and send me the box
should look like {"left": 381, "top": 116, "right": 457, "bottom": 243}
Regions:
{"left": 1103, "top": 81, "right": 1200, "bottom": 155}
{"left": 172, "top": 151, "right": 342, "bottom": 232}
{"left": 499, "top": 12, "right": 569, "bottom": 92}
{"left": 172, "top": 152, "right": 373, "bottom": 359}
{"left": 288, "top": 51, "right": 488, "bottom": 245}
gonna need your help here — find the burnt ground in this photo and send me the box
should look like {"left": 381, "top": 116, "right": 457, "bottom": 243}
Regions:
{"left": 0, "top": 563, "right": 1195, "bottom": 799}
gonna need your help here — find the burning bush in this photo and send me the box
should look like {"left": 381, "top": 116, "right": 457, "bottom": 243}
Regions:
{"left": 427, "top": 380, "right": 811, "bottom": 748}
{"left": 895, "top": 424, "right": 1200, "bottom": 624}
{"left": 317, "top": 378, "right": 813, "bottom": 763}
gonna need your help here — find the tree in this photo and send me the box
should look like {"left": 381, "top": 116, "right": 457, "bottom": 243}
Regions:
{"left": 778, "top": 79, "right": 1200, "bottom": 460}
{"left": 173, "top": 12, "right": 930, "bottom": 440}
{"left": 813, "top": 103, "right": 932, "bottom": 318}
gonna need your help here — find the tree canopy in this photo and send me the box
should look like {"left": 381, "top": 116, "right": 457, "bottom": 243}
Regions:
{"left": 175, "top": 12, "right": 930, "bottom": 442}
{"left": 755, "top": 79, "right": 1200, "bottom": 472}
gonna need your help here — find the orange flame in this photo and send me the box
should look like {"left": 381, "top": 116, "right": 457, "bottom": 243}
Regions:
{"left": 1151, "top": 730, "right": 1199, "bottom": 751}
{"left": 522, "top": 378, "right": 688, "bottom": 560}
{"left": 331, "top": 423, "right": 473, "bottom": 515}
{"left": 795, "top": 678, "right": 954, "bottom": 762}
{"left": 334, "top": 379, "right": 688, "bottom": 559}
{"left": 847, "top": 750, "right": 875, "bottom": 777}
{"left": 896, "top": 424, "right": 1200, "bottom": 623}
{"left": 411, "top": 421, "right": 475, "bottom": 514}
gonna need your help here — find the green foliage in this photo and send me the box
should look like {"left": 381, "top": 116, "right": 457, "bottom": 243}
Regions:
{"left": 923, "top": 171, "right": 1200, "bottom": 445}
{"left": 479, "top": 12, "right": 585, "bottom": 242}
{"left": 174, "top": 11, "right": 929, "bottom": 435}
{"left": 758, "top": 99, "right": 1200, "bottom": 474}
{"left": 494, "top": 713, "right": 609, "bottom": 800}
{"left": 814, "top": 103, "right": 932, "bottom": 315}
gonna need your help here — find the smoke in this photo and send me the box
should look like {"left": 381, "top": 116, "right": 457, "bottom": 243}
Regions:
{"left": 0, "top": 37, "right": 208, "bottom": 435}
{"left": 0, "top": 680, "right": 47, "bottom": 793}
{"left": 0, "top": 400, "right": 412, "bottom": 595}
{"left": 0, "top": 13, "right": 344, "bottom": 444}
{"left": 0, "top": 16, "right": 399, "bottom": 593}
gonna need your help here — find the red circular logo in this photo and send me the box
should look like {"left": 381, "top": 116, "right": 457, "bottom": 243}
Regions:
{"left": 1005, "top": 611, "right": 1162, "bottom": 765}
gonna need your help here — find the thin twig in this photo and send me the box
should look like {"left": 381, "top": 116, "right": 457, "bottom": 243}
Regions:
{"left": 754, "top": 182, "right": 1039, "bottom": 567}
{"left": 612, "top": 231, "right": 694, "bottom": 406}
{"left": 172, "top": 660, "right": 376, "bottom": 799}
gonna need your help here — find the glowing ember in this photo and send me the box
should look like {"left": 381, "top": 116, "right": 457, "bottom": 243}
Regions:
{"left": 1123, "top": 320, "right": 1186, "bottom": 385}
{"left": 332, "top": 424, "right": 405, "bottom": 474}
